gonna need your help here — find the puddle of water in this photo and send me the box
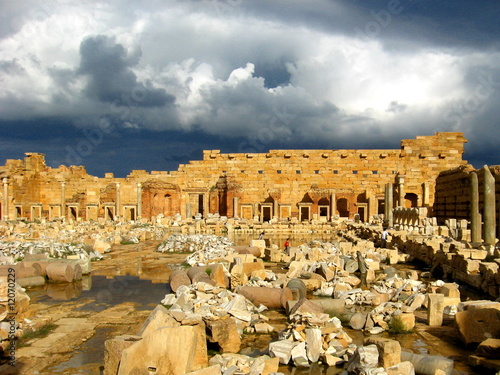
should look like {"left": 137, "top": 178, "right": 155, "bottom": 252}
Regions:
{"left": 27, "top": 275, "right": 169, "bottom": 311}
{"left": 46, "top": 326, "right": 114, "bottom": 374}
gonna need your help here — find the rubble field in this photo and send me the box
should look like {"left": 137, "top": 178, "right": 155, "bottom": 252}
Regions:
{"left": 0, "top": 221, "right": 499, "bottom": 374}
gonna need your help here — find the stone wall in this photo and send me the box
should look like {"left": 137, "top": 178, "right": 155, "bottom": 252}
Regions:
{"left": 434, "top": 164, "right": 500, "bottom": 237}
{"left": 0, "top": 132, "right": 467, "bottom": 222}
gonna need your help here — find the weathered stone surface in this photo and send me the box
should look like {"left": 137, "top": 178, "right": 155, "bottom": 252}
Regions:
{"left": 103, "top": 335, "right": 141, "bottom": 375}
{"left": 347, "top": 345, "right": 379, "bottom": 374}
{"left": 386, "top": 361, "right": 415, "bottom": 375}
{"left": 427, "top": 293, "right": 444, "bottom": 326}
{"left": 118, "top": 325, "right": 207, "bottom": 375}
{"left": 269, "top": 340, "right": 295, "bottom": 364}
{"left": 205, "top": 317, "right": 241, "bottom": 353}
{"left": 349, "top": 312, "right": 367, "bottom": 330}
{"left": 185, "top": 365, "right": 221, "bottom": 375}
{"left": 364, "top": 337, "right": 401, "bottom": 368}
{"left": 401, "top": 351, "right": 453, "bottom": 375}
{"left": 305, "top": 328, "right": 322, "bottom": 363}
{"left": 169, "top": 269, "right": 192, "bottom": 292}
{"left": 137, "top": 304, "right": 180, "bottom": 338}
{"left": 455, "top": 308, "right": 500, "bottom": 345}
{"left": 291, "top": 341, "right": 309, "bottom": 367}
{"left": 475, "top": 338, "right": 500, "bottom": 359}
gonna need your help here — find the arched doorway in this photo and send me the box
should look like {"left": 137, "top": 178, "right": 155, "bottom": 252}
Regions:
{"left": 405, "top": 193, "right": 418, "bottom": 208}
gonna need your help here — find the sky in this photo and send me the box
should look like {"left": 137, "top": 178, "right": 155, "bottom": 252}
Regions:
{"left": 0, "top": 0, "right": 499, "bottom": 177}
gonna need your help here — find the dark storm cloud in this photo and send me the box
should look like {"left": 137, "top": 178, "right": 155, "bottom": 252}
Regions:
{"left": 77, "top": 35, "right": 175, "bottom": 107}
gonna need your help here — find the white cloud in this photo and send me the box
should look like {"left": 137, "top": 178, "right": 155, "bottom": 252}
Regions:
{"left": 0, "top": 0, "right": 498, "bottom": 155}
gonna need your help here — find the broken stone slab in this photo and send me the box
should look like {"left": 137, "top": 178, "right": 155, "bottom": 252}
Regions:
{"left": 427, "top": 293, "right": 444, "bottom": 326}
{"left": 475, "top": 338, "right": 500, "bottom": 359}
{"left": 455, "top": 307, "right": 500, "bottom": 346}
{"left": 305, "top": 328, "right": 323, "bottom": 362}
{"left": 347, "top": 344, "right": 380, "bottom": 374}
{"left": 137, "top": 305, "right": 180, "bottom": 338}
{"left": 291, "top": 341, "right": 309, "bottom": 367}
{"left": 269, "top": 339, "right": 296, "bottom": 364}
{"left": 236, "top": 286, "right": 293, "bottom": 309}
{"left": 205, "top": 317, "right": 241, "bottom": 353}
{"left": 118, "top": 325, "right": 208, "bottom": 375}
{"left": 401, "top": 351, "right": 453, "bottom": 375}
{"left": 386, "top": 361, "right": 415, "bottom": 375}
{"left": 103, "top": 335, "right": 142, "bottom": 375}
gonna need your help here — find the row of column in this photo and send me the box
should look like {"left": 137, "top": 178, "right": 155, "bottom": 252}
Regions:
{"left": 470, "top": 166, "right": 497, "bottom": 247}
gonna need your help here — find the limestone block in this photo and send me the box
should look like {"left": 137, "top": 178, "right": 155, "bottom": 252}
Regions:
{"left": 427, "top": 294, "right": 444, "bottom": 326}
{"left": 475, "top": 338, "right": 500, "bottom": 359}
{"left": 305, "top": 328, "right": 322, "bottom": 362}
{"left": 185, "top": 365, "right": 221, "bottom": 375}
{"left": 269, "top": 339, "right": 296, "bottom": 364}
{"left": 364, "top": 337, "right": 401, "bottom": 368}
{"left": 205, "top": 317, "right": 241, "bottom": 353}
{"left": 103, "top": 335, "right": 141, "bottom": 375}
{"left": 118, "top": 325, "right": 207, "bottom": 375}
{"left": 347, "top": 345, "right": 379, "bottom": 374}
{"left": 137, "top": 305, "right": 180, "bottom": 338}
{"left": 455, "top": 308, "right": 500, "bottom": 345}
{"left": 386, "top": 361, "right": 415, "bottom": 375}
{"left": 291, "top": 341, "right": 309, "bottom": 367}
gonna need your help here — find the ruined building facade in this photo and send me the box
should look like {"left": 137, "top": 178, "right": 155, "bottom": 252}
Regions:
{"left": 0, "top": 132, "right": 467, "bottom": 222}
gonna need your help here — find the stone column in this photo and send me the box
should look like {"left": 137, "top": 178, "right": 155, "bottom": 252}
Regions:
{"left": 115, "top": 182, "right": 121, "bottom": 220}
{"left": 422, "top": 182, "right": 429, "bottom": 207}
{"left": 273, "top": 198, "right": 278, "bottom": 219}
{"left": 203, "top": 193, "right": 209, "bottom": 218}
{"left": 2, "top": 178, "right": 8, "bottom": 221}
{"left": 60, "top": 181, "right": 66, "bottom": 219}
{"left": 330, "top": 193, "right": 336, "bottom": 219}
{"left": 470, "top": 172, "right": 482, "bottom": 243}
{"left": 397, "top": 175, "right": 405, "bottom": 208}
{"left": 483, "top": 165, "right": 496, "bottom": 246}
{"left": 136, "top": 183, "right": 142, "bottom": 220}
{"left": 233, "top": 196, "right": 239, "bottom": 218}
{"left": 186, "top": 194, "right": 191, "bottom": 219}
{"left": 385, "top": 183, "right": 394, "bottom": 227}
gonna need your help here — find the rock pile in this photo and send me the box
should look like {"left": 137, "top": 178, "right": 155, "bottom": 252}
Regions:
{"left": 270, "top": 311, "right": 354, "bottom": 367}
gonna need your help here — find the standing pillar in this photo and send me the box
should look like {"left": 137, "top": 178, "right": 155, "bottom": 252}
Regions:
{"left": 385, "top": 183, "right": 394, "bottom": 227}
{"left": 60, "top": 181, "right": 66, "bottom": 219}
{"left": 470, "top": 172, "right": 482, "bottom": 243}
{"left": 2, "top": 178, "right": 9, "bottom": 221}
{"left": 203, "top": 193, "right": 209, "bottom": 218}
{"left": 233, "top": 197, "right": 239, "bottom": 218}
{"left": 136, "top": 183, "right": 142, "bottom": 220}
{"left": 115, "top": 182, "right": 121, "bottom": 220}
{"left": 483, "top": 165, "right": 496, "bottom": 246}
{"left": 273, "top": 198, "right": 278, "bottom": 219}
{"left": 397, "top": 175, "right": 405, "bottom": 208}
{"left": 186, "top": 194, "right": 191, "bottom": 219}
{"left": 330, "top": 193, "right": 336, "bottom": 220}
{"left": 422, "top": 182, "right": 429, "bottom": 207}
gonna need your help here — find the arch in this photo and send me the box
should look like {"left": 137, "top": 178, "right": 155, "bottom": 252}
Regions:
{"left": 405, "top": 193, "right": 418, "bottom": 208}
{"left": 300, "top": 193, "right": 314, "bottom": 203}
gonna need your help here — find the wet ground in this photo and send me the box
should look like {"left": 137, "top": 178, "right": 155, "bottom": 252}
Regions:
{"left": 0, "top": 235, "right": 494, "bottom": 374}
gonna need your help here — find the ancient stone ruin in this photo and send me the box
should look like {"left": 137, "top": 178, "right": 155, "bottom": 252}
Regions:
{"left": 0, "top": 131, "right": 499, "bottom": 374}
